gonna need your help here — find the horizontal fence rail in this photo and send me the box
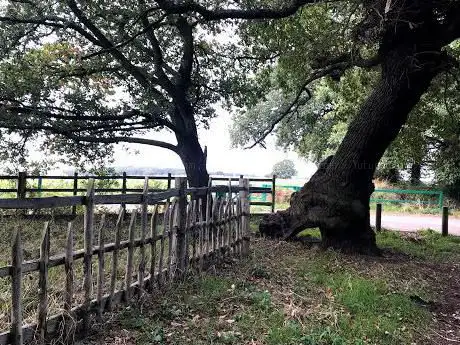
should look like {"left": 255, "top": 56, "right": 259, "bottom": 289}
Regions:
{"left": 0, "top": 172, "right": 276, "bottom": 214}
{"left": 0, "top": 177, "right": 251, "bottom": 345}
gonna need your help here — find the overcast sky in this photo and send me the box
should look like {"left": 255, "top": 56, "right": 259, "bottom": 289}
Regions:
{"left": 112, "top": 106, "right": 318, "bottom": 178}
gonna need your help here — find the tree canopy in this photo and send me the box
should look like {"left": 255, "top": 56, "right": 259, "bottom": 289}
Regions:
{"left": 272, "top": 159, "right": 297, "bottom": 179}
{"left": 0, "top": 0, "right": 313, "bottom": 182}
{"left": 231, "top": 3, "right": 460, "bottom": 186}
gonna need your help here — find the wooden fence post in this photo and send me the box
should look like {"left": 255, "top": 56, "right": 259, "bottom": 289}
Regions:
{"left": 167, "top": 201, "right": 176, "bottom": 280}
{"left": 64, "top": 223, "right": 75, "bottom": 341}
{"left": 37, "top": 176, "right": 43, "bottom": 198}
{"left": 442, "top": 206, "right": 449, "bottom": 236}
{"left": 271, "top": 174, "right": 276, "bottom": 213}
{"left": 17, "top": 171, "right": 26, "bottom": 199}
{"left": 72, "top": 172, "right": 78, "bottom": 216}
{"left": 82, "top": 179, "right": 95, "bottom": 332}
{"left": 138, "top": 178, "right": 149, "bottom": 293}
{"left": 190, "top": 200, "right": 197, "bottom": 268}
{"left": 239, "top": 178, "right": 250, "bottom": 256}
{"left": 157, "top": 202, "right": 169, "bottom": 287}
{"left": 198, "top": 198, "right": 204, "bottom": 271}
{"left": 125, "top": 210, "right": 137, "bottom": 301}
{"left": 108, "top": 207, "right": 123, "bottom": 310}
{"left": 96, "top": 215, "right": 106, "bottom": 320}
{"left": 149, "top": 206, "right": 159, "bottom": 292}
{"left": 167, "top": 173, "right": 172, "bottom": 189}
{"left": 175, "top": 177, "right": 188, "bottom": 274}
{"left": 376, "top": 203, "right": 382, "bottom": 232}
{"left": 11, "top": 227, "right": 23, "bottom": 345}
{"left": 121, "top": 172, "right": 127, "bottom": 216}
{"left": 205, "top": 177, "right": 214, "bottom": 258}
{"left": 38, "top": 222, "right": 50, "bottom": 344}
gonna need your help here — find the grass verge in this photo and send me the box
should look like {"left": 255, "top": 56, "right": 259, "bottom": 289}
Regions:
{"left": 81, "top": 225, "right": 460, "bottom": 345}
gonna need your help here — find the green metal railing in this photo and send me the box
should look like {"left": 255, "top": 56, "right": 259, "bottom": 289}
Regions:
{"left": 251, "top": 184, "right": 444, "bottom": 211}
{"left": 250, "top": 184, "right": 301, "bottom": 203}
{"left": 243, "top": 177, "right": 447, "bottom": 214}
{"left": 371, "top": 188, "right": 444, "bottom": 210}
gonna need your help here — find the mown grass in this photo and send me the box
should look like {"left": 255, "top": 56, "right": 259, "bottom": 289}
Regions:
{"left": 81, "top": 222, "right": 460, "bottom": 345}
{"left": 369, "top": 203, "right": 443, "bottom": 215}
{"left": 253, "top": 201, "right": 448, "bottom": 215}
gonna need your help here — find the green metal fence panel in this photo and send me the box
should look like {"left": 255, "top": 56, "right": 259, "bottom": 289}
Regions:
{"left": 370, "top": 188, "right": 443, "bottom": 210}
{"left": 259, "top": 185, "right": 444, "bottom": 211}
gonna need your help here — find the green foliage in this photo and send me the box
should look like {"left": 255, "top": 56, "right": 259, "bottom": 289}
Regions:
{"left": 239, "top": 2, "right": 368, "bottom": 94}
{"left": 272, "top": 159, "right": 297, "bottom": 178}
{"left": 231, "top": 3, "right": 460, "bottom": 186}
{"left": 233, "top": 59, "right": 460, "bottom": 185}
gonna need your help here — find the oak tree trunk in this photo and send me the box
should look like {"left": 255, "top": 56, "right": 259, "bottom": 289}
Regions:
{"left": 176, "top": 135, "right": 209, "bottom": 188}
{"left": 173, "top": 98, "right": 210, "bottom": 188}
{"left": 410, "top": 163, "right": 422, "bottom": 185}
{"left": 260, "top": 44, "right": 446, "bottom": 254}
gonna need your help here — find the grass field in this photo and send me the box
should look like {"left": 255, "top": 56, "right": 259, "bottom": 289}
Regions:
{"left": 0, "top": 178, "right": 168, "bottom": 199}
{"left": 76, "top": 219, "right": 460, "bottom": 345}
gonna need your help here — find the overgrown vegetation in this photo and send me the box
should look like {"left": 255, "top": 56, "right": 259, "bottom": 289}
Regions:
{"left": 0, "top": 212, "right": 168, "bottom": 332}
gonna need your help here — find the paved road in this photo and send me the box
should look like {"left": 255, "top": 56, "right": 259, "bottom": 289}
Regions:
{"left": 370, "top": 213, "right": 460, "bottom": 235}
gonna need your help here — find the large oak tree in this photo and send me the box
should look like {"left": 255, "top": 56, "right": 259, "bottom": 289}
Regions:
{"left": 234, "top": 0, "right": 460, "bottom": 253}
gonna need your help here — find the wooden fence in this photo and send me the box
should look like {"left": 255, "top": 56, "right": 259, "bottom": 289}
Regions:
{"left": 0, "top": 177, "right": 250, "bottom": 345}
{"left": 0, "top": 172, "right": 276, "bottom": 213}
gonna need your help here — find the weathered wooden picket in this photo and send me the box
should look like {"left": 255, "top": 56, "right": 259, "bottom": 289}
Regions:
{"left": 0, "top": 177, "right": 250, "bottom": 345}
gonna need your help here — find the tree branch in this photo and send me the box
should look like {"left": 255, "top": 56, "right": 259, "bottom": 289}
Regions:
{"left": 138, "top": 0, "right": 176, "bottom": 93}
{"left": 0, "top": 15, "right": 101, "bottom": 45}
{"left": 245, "top": 86, "right": 312, "bottom": 149}
{"left": 0, "top": 113, "right": 179, "bottom": 152}
{"left": 155, "top": 0, "right": 320, "bottom": 21}
{"left": 80, "top": 14, "right": 168, "bottom": 61}
{"left": 244, "top": 58, "right": 376, "bottom": 149}
{"left": 66, "top": 0, "right": 155, "bottom": 90}
{"left": 64, "top": 134, "right": 179, "bottom": 152}
{"left": 51, "top": 66, "right": 122, "bottom": 79}
{"left": 176, "top": 17, "right": 194, "bottom": 89}
{"left": 0, "top": 103, "right": 178, "bottom": 132}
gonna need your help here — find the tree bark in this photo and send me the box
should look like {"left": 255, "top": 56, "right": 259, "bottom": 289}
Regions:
{"left": 260, "top": 42, "right": 446, "bottom": 254}
{"left": 172, "top": 93, "right": 210, "bottom": 188}
{"left": 410, "top": 163, "right": 422, "bottom": 185}
{"left": 176, "top": 134, "right": 209, "bottom": 188}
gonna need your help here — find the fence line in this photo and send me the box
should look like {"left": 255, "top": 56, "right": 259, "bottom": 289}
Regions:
{"left": 0, "top": 177, "right": 250, "bottom": 345}
{"left": 0, "top": 172, "right": 275, "bottom": 213}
